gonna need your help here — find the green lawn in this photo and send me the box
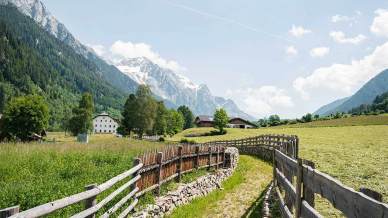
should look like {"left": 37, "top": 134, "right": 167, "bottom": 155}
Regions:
{"left": 0, "top": 133, "right": 166, "bottom": 215}
{"left": 172, "top": 125, "right": 388, "bottom": 206}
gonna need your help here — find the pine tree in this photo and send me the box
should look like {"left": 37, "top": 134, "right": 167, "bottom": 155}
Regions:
{"left": 177, "top": 105, "right": 194, "bottom": 130}
{"left": 69, "top": 93, "right": 94, "bottom": 136}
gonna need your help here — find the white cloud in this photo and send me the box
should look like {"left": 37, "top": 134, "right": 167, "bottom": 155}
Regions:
{"left": 108, "top": 41, "right": 184, "bottom": 72}
{"left": 289, "top": 25, "right": 312, "bottom": 38}
{"left": 88, "top": 44, "right": 106, "bottom": 57}
{"left": 293, "top": 42, "right": 388, "bottom": 99}
{"left": 310, "top": 47, "right": 330, "bottom": 58}
{"left": 329, "top": 31, "right": 366, "bottom": 44}
{"left": 370, "top": 9, "right": 388, "bottom": 38}
{"left": 285, "top": 46, "right": 298, "bottom": 56}
{"left": 331, "top": 15, "right": 353, "bottom": 23}
{"left": 227, "top": 86, "right": 294, "bottom": 117}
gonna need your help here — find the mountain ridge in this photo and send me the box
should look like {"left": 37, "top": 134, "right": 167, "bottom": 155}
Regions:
{"left": 1, "top": 0, "right": 255, "bottom": 120}
{"left": 315, "top": 69, "right": 388, "bottom": 115}
{"left": 116, "top": 57, "right": 255, "bottom": 120}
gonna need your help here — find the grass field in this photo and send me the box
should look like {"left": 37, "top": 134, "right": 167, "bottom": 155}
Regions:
{"left": 0, "top": 133, "right": 166, "bottom": 215}
{"left": 168, "top": 155, "right": 273, "bottom": 218}
{"left": 280, "top": 114, "right": 388, "bottom": 128}
{"left": 172, "top": 125, "right": 388, "bottom": 207}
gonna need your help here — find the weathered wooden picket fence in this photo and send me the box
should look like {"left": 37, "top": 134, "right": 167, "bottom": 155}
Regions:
{"left": 135, "top": 144, "right": 226, "bottom": 196}
{"left": 0, "top": 144, "right": 227, "bottom": 218}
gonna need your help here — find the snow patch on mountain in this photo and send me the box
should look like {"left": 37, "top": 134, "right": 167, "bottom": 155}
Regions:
{"left": 116, "top": 57, "right": 255, "bottom": 120}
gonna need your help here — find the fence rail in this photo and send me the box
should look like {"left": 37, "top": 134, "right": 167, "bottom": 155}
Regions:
{"left": 0, "top": 143, "right": 228, "bottom": 217}
{"left": 273, "top": 147, "right": 388, "bottom": 218}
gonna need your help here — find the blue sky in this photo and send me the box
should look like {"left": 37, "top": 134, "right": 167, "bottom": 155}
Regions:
{"left": 42, "top": 0, "right": 388, "bottom": 118}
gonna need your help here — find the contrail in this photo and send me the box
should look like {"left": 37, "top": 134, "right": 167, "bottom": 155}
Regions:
{"left": 164, "top": 0, "right": 294, "bottom": 43}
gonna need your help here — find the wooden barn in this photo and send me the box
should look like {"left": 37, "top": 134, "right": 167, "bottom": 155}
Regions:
{"left": 194, "top": 115, "right": 214, "bottom": 127}
{"left": 195, "top": 116, "right": 257, "bottom": 129}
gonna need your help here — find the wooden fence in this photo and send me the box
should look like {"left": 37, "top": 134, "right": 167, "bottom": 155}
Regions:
{"left": 135, "top": 144, "right": 226, "bottom": 196}
{"left": 0, "top": 144, "right": 227, "bottom": 217}
{"left": 273, "top": 149, "right": 388, "bottom": 218}
{"left": 0, "top": 163, "right": 143, "bottom": 218}
{"left": 2, "top": 134, "right": 385, "bottom": 217}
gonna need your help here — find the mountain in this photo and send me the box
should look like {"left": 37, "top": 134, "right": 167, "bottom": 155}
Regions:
{"left": 317, "top": 69, "right": 388, "bottom": 115}
{"left": 313, "top": 97, "right": 350, "bottom": 115}
{"left": 0, "top": 4, "right": 128, "bottom": 129}
{"left": 116, "top": 57, "right": 255, "bottom": 120}
{"left": 0, "top": 0, "right": 138, "bottom": 94}
{"left": 1, "top": 0, "right": 255, "bottom": 121}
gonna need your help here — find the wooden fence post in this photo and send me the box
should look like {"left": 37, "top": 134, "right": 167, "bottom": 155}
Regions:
{"left": 156, "top": 152, "right": 163, "bottom": 195}
{"left": 295, "top": 159, "right": 303, "bottom": 218}
{"left": 216, "top": 146, "right": 219, "bottom": 170}
{"left": 84, "top": 184, "right": 97, "bottom": 218}
{"left": 195, "top": 145, "right": 200, "bottom": 170}
{"left": 272, "top": 148, "right": 277, "bottom": 187}
{"left": 0, "top": 206, "right": 20, "bottom": 218}
{"left": 208, "top": 146, "right": 212, "bottom": 170}
{"left": 302, "top": 159, "right": 315, "bottom": 207}
{"left": 177, "top": 146, "right": 183, "bottom": 182}
{"left": 131, "top": 158, "right": 141, "bottom": 190}
{"left": 284, "top": 166, "right": 293, "bottom": 211}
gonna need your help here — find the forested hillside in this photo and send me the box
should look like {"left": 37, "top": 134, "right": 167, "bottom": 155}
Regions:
{"left": 0, "top": 5, "right": 128, "bottom": 130}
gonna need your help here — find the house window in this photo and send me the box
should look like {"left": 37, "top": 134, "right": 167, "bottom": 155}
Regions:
{"left": 100, "top": 130, "right": 102, "bottom": 133}
{"left": 109, "top": 130, "right": 111, "bottom": 133}
{"left": 109, "top": 125, "right": 111, "bottom": 128}
{"left": 104, "top": 130, "right": 107, "bottom": 133}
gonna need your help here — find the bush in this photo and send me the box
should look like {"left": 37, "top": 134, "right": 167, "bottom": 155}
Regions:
{"left": 2, "top": 95, "right": 49, "bottom": 141}
{"left": 159, "top": 137, "right": 165, "bottom": 142}
{"left": 180, "top": 138, "right": 196, "bottom": 144}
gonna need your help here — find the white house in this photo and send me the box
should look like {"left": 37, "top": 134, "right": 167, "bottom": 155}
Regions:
{"left": 93, "top": 112, "right": 119, "bottom": 134}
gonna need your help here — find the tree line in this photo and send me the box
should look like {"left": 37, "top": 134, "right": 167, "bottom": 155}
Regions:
{"left": 349, "top": 91, "right": 388, "bottom": 115}
{"left": 119, "top": 85, "right": 194, "bottom": 138}
{"left": 0, "top": 85, "right": 196, "bottom": 141}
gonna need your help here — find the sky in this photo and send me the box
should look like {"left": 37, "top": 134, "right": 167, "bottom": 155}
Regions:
{"left": 42, "top": 0, "right": 388, "bottom": 119}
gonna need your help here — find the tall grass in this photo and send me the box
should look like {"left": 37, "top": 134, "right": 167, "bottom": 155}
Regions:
{"left": 0, "top": 133, "right": 166, "bottom": 215}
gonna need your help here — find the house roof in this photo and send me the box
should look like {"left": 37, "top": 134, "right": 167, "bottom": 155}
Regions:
{"left": 229, "top": 117, "right": 258, "bottom": 127}
{"left": 195, "top": 115, "right": 213, "bottom": 122}
{"left": 195, "top": 115, "right": 257, "bottom": 127}
{"left": 93, "top": 112, "right": 120, "bottom": 123}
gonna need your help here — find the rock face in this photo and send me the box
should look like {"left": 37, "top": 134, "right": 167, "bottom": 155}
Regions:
{"left": 0, "top": 0, "right": 139, "bottom": 94}
{"left": 132, "top": 147, "right": 239, "bottom": 218}
{"left": 117, "top": 57, "right": 255, "bottom": 120}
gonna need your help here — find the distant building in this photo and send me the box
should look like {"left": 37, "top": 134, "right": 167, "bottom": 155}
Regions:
{"left": 194, "top": 115, "right": 214, "bottom": 127}
{"left": 195, "top": 115, "right": 257, "bottom": 129}
{"left": 93, "top": 112, "right": 119, "bottom": 134}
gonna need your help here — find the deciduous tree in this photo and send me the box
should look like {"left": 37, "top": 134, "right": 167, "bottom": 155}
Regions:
{"left": 213, "top": 108, "right": 229, "bottom": 133}
{"left": 2, "top": 95, "right": 49, "bottom": 141}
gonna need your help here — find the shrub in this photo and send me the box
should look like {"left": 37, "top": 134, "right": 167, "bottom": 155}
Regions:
{"left": 2, "top": 95, "right": 49, "bottom": 141}
{"left": 159, "top": 137, "right": 165, "bottom": 142}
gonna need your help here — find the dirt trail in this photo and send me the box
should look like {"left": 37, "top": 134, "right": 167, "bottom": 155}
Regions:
{"left": 202, "top": 156, "right": 273, "bottom": 218}
{"left": 168, "top": 155, "right": 273, "bottom": 218}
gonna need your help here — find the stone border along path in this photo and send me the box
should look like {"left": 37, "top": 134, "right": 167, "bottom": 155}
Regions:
{"left": 167, "top": 155, "right": 273, "bottom": 218}
{"left": 132, "top": 147, "right": 239, "bottom": 218}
